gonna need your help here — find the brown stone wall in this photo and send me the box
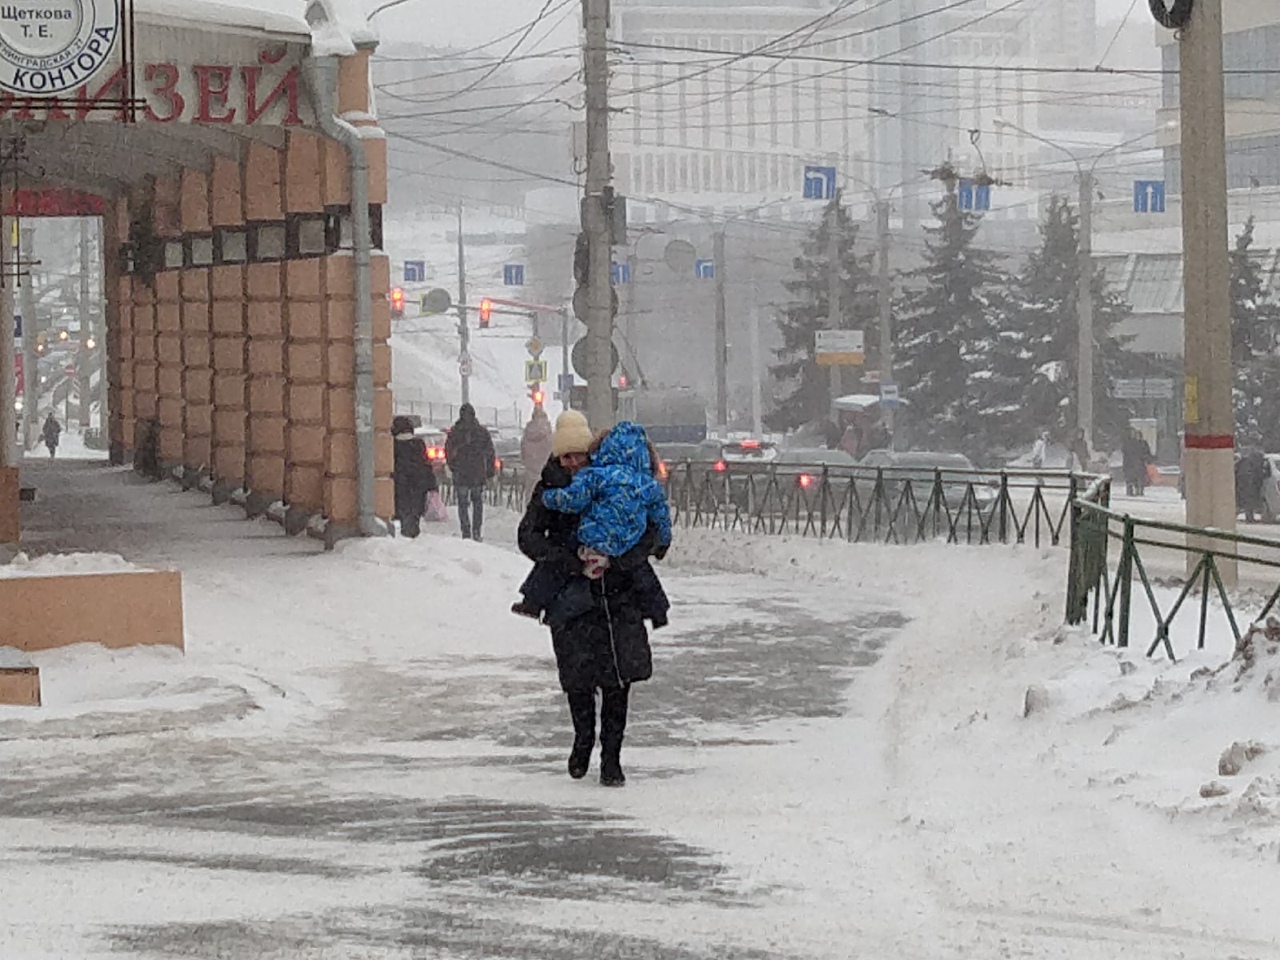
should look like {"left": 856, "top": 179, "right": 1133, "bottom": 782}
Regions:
{"left": 155, "top": 269, "right": 184, "bottom": 469}
{"left": 245, "top": 261, "right": 286, "bottom": 508}
{"left": 211, "top": 264, "right": 247, "bottom": 498}
{"left": 104, "top": 198, "right": 129, "bottom": 461}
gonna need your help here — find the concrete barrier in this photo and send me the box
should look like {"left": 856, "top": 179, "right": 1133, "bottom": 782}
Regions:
{"left": 0, "top": 647, "right": 40, "bottom": 706}
{"left": 0, "top": 571, "right": 184, "bottom": 653}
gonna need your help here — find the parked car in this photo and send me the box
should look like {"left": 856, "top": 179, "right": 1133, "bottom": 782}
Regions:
{"left": 698, "top": 438, "right": 780, "bottom": 471}
{"left": 855, "top": 450, "right": 998, "bottom": 511}
{"left": 772, "top": 448, "right": 860, "bottom": 490}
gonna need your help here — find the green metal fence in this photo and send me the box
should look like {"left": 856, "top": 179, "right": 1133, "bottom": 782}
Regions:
{"left": 1066, "top": 490, "right": 1280, "bottom": 659}
{"left": 444, "top": 460, "right": 1095, "bottom": 550}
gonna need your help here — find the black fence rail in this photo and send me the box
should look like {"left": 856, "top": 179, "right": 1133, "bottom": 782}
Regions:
{"left": 1066, "top": 488, "right": 1280, "bottom": 659}
{"left": 442, "top": 461, "right": 1096, "bottom": 550}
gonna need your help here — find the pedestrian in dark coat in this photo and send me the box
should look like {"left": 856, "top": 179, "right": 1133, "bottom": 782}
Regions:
{"left": 41, "top": 413, "right": 61, "bottom": 460}
{"left": 392, "top": 415, "right": 438, "bottom": 539}
{"left": 517, "top": 412, "right": 669, "bottom": 788}
{"left": 1122, "top": 430, "right": 1154, "bottom": 497}
{"left": 445, "top": 403, "right": 496, "bottom": 541}
{"left": 1236, "top": 449, "right": 1269, "bottom": 523}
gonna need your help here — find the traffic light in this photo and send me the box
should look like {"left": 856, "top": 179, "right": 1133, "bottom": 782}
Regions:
{"left": 530, "top": 387, "right": 545, "bottom": 407}
{"left": 479, "top": 297, "right": 492, "bottom": 329}
{"left": 390, "top": 287, "right": 405, "bottom": 319}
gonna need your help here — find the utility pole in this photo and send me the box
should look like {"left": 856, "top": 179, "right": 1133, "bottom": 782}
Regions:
{"left": 583, "top": 0, "right": 614, "bottom": 431}
{"left": 1077, "top": 170, "right": 1095, "bottom": 454}
{"left": 748, "top": 242, "right": 763, "bottom": 438}
{"left": 1176, "top": 0, "right": 1236, "bottom": 579}
{"left": 20, "top": 226, "right": 35, "bottom": 450}
{"left": 713, "top": 227, "right": 728, "bottom": 433}
{"left": 78, "top": 218, "right": 91, "bottom": 430}
{"left": 0, "top": 218, "right": 15, "bottom": 469}
{"left": 826, "top": 194, "right": 843, "bottom": 403}
{"left": 876, "top": 199, "right": 893, "bottom": 440}
{"left": 560, "top": 308, "right": 571, "bottom": 414}
{"left": 456, "top": 205, "right": 470, "bottom": 406}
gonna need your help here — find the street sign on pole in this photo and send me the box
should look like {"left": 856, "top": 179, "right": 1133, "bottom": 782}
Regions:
{"left": 814, "top": 330, "right": 865, "bottom": 366}
{"left": 421, "top": 288, "right": 452, "bottom": 315}
{"left": 1133, "top": 180, "right": 1167, "bottom": 214}
{"left": 611, "top": 261, "right": 632, "bottom": 284}
{"left": 803, "top": 165, "right": 838, "bottom": 200}
{"left": 404, "top": 260, "right": 426, "bottom": 283}
{"left": 525, "top": 359, "right": 548, "bottom": 384}
{"left": 880, "top": 381, "right": 900, "bottom": 407}
{"left": 459, "top": 352, "right": 473, "bottom": 377}
{"left": 958, "top": 180, "right": 991, "bottom": 212}
{"left": 558, "top": 373, "right": 575, "bottom": 395}
{"left": 695, "top": 259, "right": 715, "bottom": 280}
{"left": 572, "top": 337, "right": 620, "bottom": 378}
{"left": 503, "top": 264, "right": 525, "bottom": 286}
{"left": 1113, "top": 377, "right": 1175, "bottom": 400}
{"left": 526, "top": 337, "right": 543, "bottom": 358}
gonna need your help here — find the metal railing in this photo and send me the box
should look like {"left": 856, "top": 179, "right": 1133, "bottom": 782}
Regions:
{"left": 1066, "top": 490, "right": 1280, "bottom": 659}
{"left": 394, "top": 399, "right": 524, "bottom": 430}
{"left": 442, "top": 460, "right": 1097, "bottom": 550}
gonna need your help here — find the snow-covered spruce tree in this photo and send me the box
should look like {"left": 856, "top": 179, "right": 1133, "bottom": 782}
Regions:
{"left": 989, "top": 195, "right": 1138, "bottom": 454}
{"left": 767, "top": 197, "right": 877, "bottom": 431}
{"left": 891, "top": 174, "right": 1007, "bottom": 460}
{"left": 1231, "top": 217, "right": 1280, "bottom": 449}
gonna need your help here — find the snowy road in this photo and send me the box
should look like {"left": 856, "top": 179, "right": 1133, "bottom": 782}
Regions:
{"left": 3, "top": 462, "right": 1280, "bottom": 959}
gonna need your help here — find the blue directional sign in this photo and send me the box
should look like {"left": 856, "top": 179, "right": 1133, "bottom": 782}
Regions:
{"left": 12, "top": 314, "right": 20, "bottom": 339}
{"left": 695, "top": 259, "right": 716, "bottom": 280}
{"left": 958, "top": 180, "right": 991, "bottom": 212}
{"left": 1133, "top": 180, "right": 1166, "bottom": 214}
{"left": 803, "top": 165, "right": 838, "bottom": 200}
{"left": 611, "top": 261, "right": 632, "bottom": 284}
{"left": 403, "top": 259, "right": 426, "bottom": 283}
{"left": 503, "top": 264, "right": 525, "bottom": 286}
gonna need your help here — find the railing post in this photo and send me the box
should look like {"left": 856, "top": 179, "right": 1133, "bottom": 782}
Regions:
{"left": 999, "top": 471, "right": 1009, "bottom": 544}
{"left": 1065, "top": 489, "right": 1081, "bottom": 625}
{"left": 1117, "top": 517, "right": 1136, "bottom": 649}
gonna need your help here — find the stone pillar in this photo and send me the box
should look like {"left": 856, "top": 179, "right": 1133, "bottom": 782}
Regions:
{"left": 104, "top": 199, "right": 129, "bottom": 464}
{"left": 322, "top": 255, "right": 357, "bottom": 530}
{"left": 154, "top": 269, "right": 183, "bottom": 474}
{"left": 131, "top": 276, "right": 158, "bottom": 468}
{"left": 210, "top": 154, "right": 246, "bottom": 504}
{"left": 371, "top": 253, "right": 394, "bottom": 521}
{"left": 285, "top": 260, "right": 325, "bottom": 530}
{"left": 180, "top": 170, "right": 212, "bottom": 484}
{"left": 245, "top": 261, "right": 286, "bottom": 516}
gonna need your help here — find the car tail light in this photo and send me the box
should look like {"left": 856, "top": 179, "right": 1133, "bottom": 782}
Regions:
{"left": 714, "top": 460, "right": 727, "bottom": 473}
{"left": 495, "top": 458, "right": 503, "bottom": 471}
{"left": 739, "top": 440, "right": 761, "bottom": 449}
{"left": 658, "top": 461, "right": 669, "bottom": 480}
{"left": 798, "top": 473, "right": 814, "bottom": 489}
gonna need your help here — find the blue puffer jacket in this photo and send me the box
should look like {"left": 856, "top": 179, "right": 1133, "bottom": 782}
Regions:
{"left": 542, "top": 421, "right": 673, "bottom": 558}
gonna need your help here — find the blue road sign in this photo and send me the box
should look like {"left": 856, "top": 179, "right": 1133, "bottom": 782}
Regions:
{"left": 1133, "top": 180, "right": 1166, "bottom": 214}
{"left": 695, "top": 259, "right": 715, "bottom": 280}
{"left": 803, "top": 165, "right": 838, "bottom": 200}
{"left": 611, "top": 261, "right": 632, "bottom": 284}
{"left": 558, "top": 373, "right": 575, "bottom": 395}
{"left": 958, "top": 180, "right": 991, "bottom": 212}
{"left": 12, "top": 314, "right": 20, "bottom": 339}
{"left": 503, "top": 264, "right": 525, "bottom": 286}
{"left": 403, "top": 260, "right": 426, "bottom": 283}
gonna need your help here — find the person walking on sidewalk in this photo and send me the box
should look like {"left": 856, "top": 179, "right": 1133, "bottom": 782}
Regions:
{"left": 445, "top": 403, "right": 496, "bottom": 541}
{"left": 519, "top": 405, "right": 554, "bottom": 505}
{"left": 391, "top": 415, "right": 438, "bottom": 539}
{"left": 517, "top": 410, "right": 670, "bottom": 787}
{"left": 41, "top": 413, "right": 62, "bottom": 460}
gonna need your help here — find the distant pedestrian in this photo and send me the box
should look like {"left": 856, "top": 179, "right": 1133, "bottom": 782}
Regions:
{"left": 445, "top": 403, "right": 496, "bottom": 542}
{"left": 1030, "top": 431, "right": 1049, "bottom": 470}
{"left": 391, "top": 415, "right": 438, "bottom": 539}
{"left": 1122, "top": 429, "right": 1154, "bottom": 497}
{"left": 519, "top": 405, "right": 554, "bottom": 505}
{"left": 1236, "top": 449, "right": 1269, "bottom": 523}
{"left": 41, "top": 413, "right": 61, "bottom": 460}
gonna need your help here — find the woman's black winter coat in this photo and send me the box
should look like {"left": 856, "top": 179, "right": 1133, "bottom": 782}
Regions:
{"left": 517, "top": 458, "right": 663, "bottom": 693}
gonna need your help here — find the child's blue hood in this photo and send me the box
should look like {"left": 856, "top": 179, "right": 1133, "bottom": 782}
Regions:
{"left": 592, "top": 422, "right": 652, "bottom": 473}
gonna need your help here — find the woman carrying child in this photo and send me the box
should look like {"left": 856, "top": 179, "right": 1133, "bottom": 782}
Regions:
{"left": 515, "top": 411, "right": 671, "bottom": 787}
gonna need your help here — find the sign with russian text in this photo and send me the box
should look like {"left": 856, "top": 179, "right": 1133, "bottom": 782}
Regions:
{"left": 815, "top": 329, "right": 865, "bottom": 367}
{"left": 0, "top": 0, "right": 119, "bottom": 96}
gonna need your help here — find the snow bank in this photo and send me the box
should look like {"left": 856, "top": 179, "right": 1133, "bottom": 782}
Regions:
{"left": 0, "top": 551, "right": 144, "bottom": 579}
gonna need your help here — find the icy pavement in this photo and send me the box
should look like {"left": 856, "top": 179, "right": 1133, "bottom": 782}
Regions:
{"left": 3, "top": 462, "right": 1280, "bottom": 959}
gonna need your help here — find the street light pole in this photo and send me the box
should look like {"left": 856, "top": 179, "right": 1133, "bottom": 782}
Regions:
{"left": 713, "top": 227, "right": 728, "bottom": 433}
{"left": 1077, "top": 170, "right": 1095, "bottom": 451}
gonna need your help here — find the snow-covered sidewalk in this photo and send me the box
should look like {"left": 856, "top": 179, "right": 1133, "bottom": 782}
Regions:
{"left": 2, "top": 462, "right": 1279, "bottom": 959}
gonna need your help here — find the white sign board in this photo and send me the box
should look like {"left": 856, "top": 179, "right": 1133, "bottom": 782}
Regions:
{"left": 815, "top": 329, "right": 865, "bottom": 367}
{"left": 1114, "top": 378, "right": 1174, "bottom": 400}
{"left": 0, "top": 0, "right": 119, "bottom": 96}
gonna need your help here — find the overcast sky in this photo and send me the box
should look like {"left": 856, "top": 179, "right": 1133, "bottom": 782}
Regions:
{"left": 377, "top": 0, "right": 1147, "bottom": 56}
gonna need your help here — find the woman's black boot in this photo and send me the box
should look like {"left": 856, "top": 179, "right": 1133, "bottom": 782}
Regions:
{"left": 598, "top": 684, "right": 630, "bottom": 787}
{"left": 566, "top": 691, "right": 596, "bottom": 780}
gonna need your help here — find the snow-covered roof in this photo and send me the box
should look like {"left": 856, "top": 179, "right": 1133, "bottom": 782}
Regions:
{"left": 136, "top": 0, "right": 376, "bottom": 53}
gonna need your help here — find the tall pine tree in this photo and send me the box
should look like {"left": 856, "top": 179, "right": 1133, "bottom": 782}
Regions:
{"left": 892, "top": 172, "right": 1006, "bottom": 459}
{"left": 990, "top": 195, "right": 1138, "bottom": 454}
{"left": 767, "top": 197, "right": 877, "bottom": 431}
{"left": 1230, "top": 217, "right": 1280, "bottom": 449}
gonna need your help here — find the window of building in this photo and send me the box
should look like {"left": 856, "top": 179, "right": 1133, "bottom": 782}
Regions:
{"left": 188, "top": 235, "right": 214, "bottom": 267}
{"left": 163, "top": 241, "right": 184, "bottom": 270}
{"left": 215, "top": 227, "right": 248, "bottom": 264}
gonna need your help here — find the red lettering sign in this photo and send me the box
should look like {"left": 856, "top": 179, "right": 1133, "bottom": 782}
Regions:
{"left": 5, "top": 189, "right": 108, "bottom": 217}
{"left": 144, "top": 64, "right": 184, "bottom": 123}
{"left": 194, "top": 65, "right": 236, "bottom": 124}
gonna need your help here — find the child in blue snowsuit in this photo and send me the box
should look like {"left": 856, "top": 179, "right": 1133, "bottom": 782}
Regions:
{"left": 514, "top": 421, "right": 671, "bottom": 627}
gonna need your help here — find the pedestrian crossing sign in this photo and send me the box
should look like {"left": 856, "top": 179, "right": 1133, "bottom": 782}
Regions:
{"left": 525, "top": 359, "right": 548, "bottom": 384}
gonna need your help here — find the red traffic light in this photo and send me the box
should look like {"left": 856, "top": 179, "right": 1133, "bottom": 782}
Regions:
{"left": 479, "top": 298, "right": 493, "bottom": 328}
{"left": 531, "top": 388, "right": 545, "bottom": 406}
{"left": 390, "top": 287, "right": 405, "bottom": 317}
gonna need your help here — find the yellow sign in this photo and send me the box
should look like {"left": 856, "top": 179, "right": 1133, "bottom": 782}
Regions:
{"left": 525, "top": 359, "right": 548, "bottom": 384}
{"left": 1184, "top": 375, "right": 1199, "bottom": 425}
